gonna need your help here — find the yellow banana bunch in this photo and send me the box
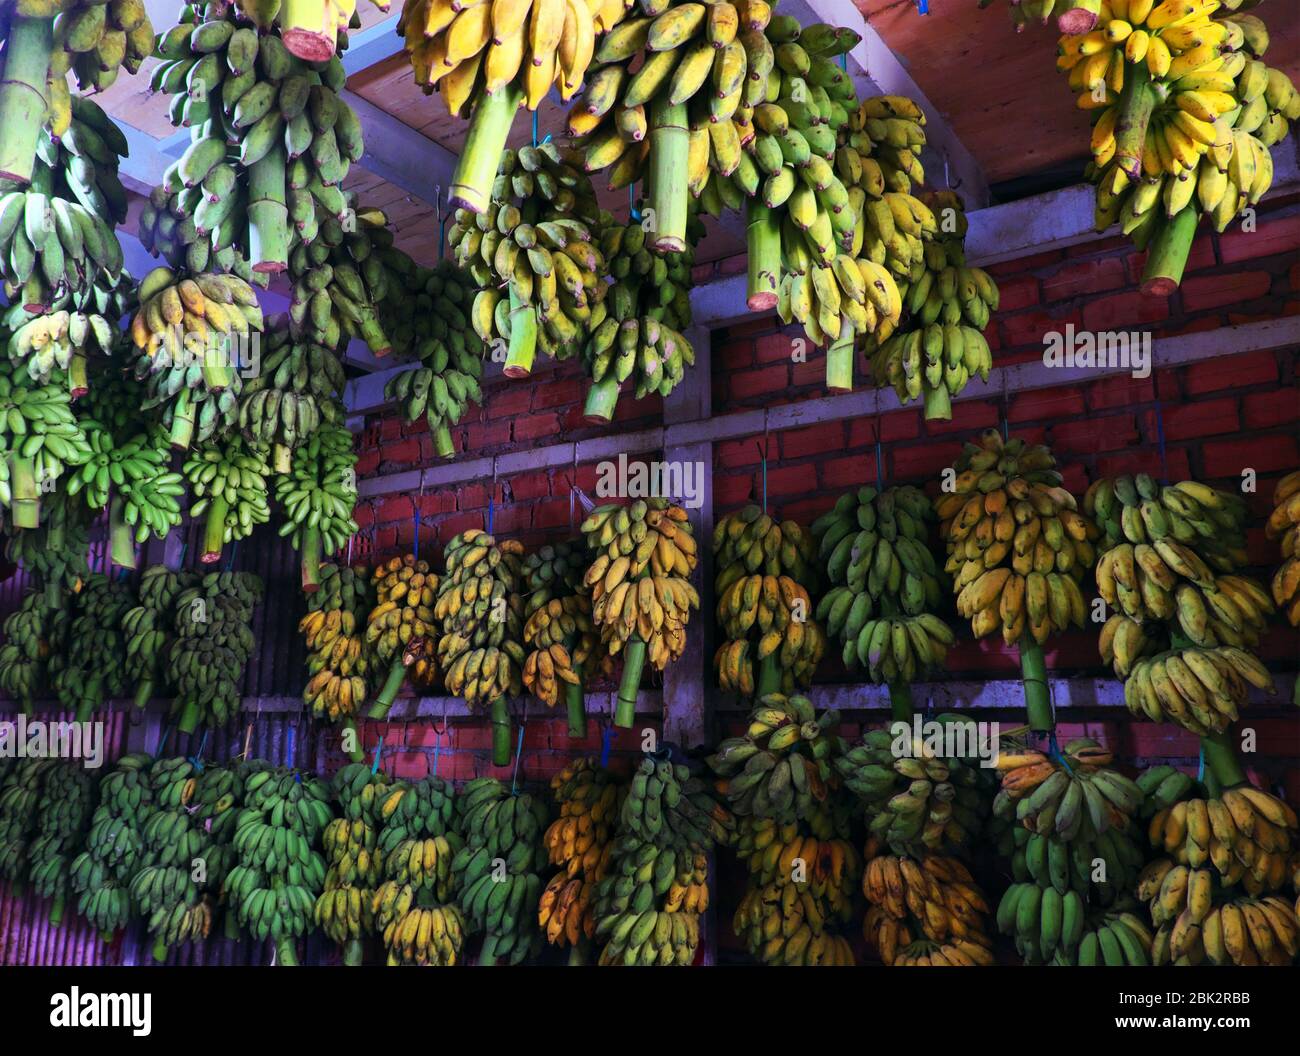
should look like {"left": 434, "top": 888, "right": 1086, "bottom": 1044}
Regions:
{"left": 938, "top": 431, "right": 1096, "bottom": 646}
{"left": 995, "top": 739, "right": 1144, "bottom": 839}
{"left": 235, "top": 0, "right": 385, "bottom": 63}
{"left": 313, "top": 763, "right": 389, "bottom": 963}
{"left": 1146, "top": 786, "right": 1296, "bottom": 895}
{"left": 300, "top": 563, "right": 373, "bottom": 724}
{"left": 1267, "top": 469, "right": 1300, "bottom": 626}
{"left": 1158, "top": 894, "right": 1300, "bottom": 965}
{"left": 862, "top": 850, "right": 995, "bottom": 965}
{"left": 732, "top": 877, "right": 857, "bottom": 965}
{"left": 365, "top": 555, "right": 439, "bottom": 670}
{"left": 1123, "top": 645, "right": 1275, "bottom": 735}
{"left": 731, "top": 812, "right": 859, "bottom": 902}
{"left": 374, "top": 895, "right": 467, "bottom": 966}
{"left": 522, "top": 596, "right": 607, "bottom": 704}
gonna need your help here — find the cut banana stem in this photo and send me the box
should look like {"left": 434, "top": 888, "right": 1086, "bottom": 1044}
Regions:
{"left": 565, "top": 667, "right": 587, "bottom": 739}
{"left": 923, "top": 382, "right": 952, "bottom": 421}
{"left": 340, "top": 717, "right": 364, "bottom": 764}
{"left": 9, "top": 455, "right": 39, "bottom": 529}
{"left": 274, "top": 937, "right": 300, "bottom": 966}
{"left": 504, "top": 289, "right": 537, "bottom": 378}
{"left": 1018, "top": 635, "right": 1054, "bottom": 733}
{"left": 615, "top": 636, "right": 648, "bottom": 729}
{"left": 152, "top": 939, "right": 168, "bottom": 963}
{"left": 478, "top": 932, "right": 500, "bottom": 967}
{"left": 746, "top": 200, "right": 781, "bottom": 311}
{"left": 201, "top": 345, "right": 234, "bottom": 391}
{"left": 342, "top": 937, "right": 364, "bottom": 967}
{"left": 582, "top": 374, "right": 621, "bottom": 423}
{"left": 825, "top": 320, "right": 855, "bottom": 393}
{"left": 272, "top": 444, "right": 292, "bottom": 475}
{"left": 432, "top": 422, "right": 455, "bottom": 459}
{"left": 169, "top": 388, "right": 195, "bottom": 450}
{"left": 109, "top": 495, "right": 136, "bottom": 570}
{"left": 202, "top": 496, "right": 230, "bottom": 564}
{"left": 68, "top": 352, "right": 88, "bottom": 399}
{"left": 647, "top": 100, "right": 689, "bottom": 253}
{"left": 248, "top": 145, "right": 290, "bottom": 275}
{"left": 1199, "top": 730, "right": 1248, "bottom": 789}
{"left": 367, "top": 658, "right": 408, "bottom": 720}
{"left": 300, "top": 525, "right": 322, "bottom": 593}
{"left": 1113, "top": 64, "right": 1154, "bottom": 184}
{"left": 1057, "top": 0, "right": 1101, "bottom": 35}
{"left": 757, "top": 654, "right": 782, "bottom": 698}
{"left": 1140, "top": 206, "right": 1198, "bottom": 297}
{"left": 223, "top": 910, "right": 240, "bottom": 942}
{"left": 280, "top": 0, "right": 335, "bottom": 63}
{"left": 48, "top": 894, "right": 65, "bottom": 928}
{"left": 888, "top": 680, "right": 914, "bottom": 722}
{"left": 176, "top": 697, "right": 202, "bottom": 734}
{"left": 450, "top": 86, "right": 524, "bottom": 214}
{"left": 133, "top": 679, "right": 154, "bottom": 713}
{"left": 0, "top": 16, "right": 52, "bottom": 183}
{"left": 490, "top": 694, "right": 511, "bottom": 767}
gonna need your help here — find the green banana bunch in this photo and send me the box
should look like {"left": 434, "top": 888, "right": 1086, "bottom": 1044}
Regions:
{"left": 47, "top": 571, "right": 134, "bottom": 720}
{"left": 0, "top": 358, "right": 90, "bottom": 523}
{"left": 136, "top": 181, "right": 259, "bottom": 284}
{"left": 240, "top": 324, "right": 346, "bottom": 458}
{"left": 301, "top": 562, "right": 373, "bottom": 724}
{"left": 453, "top": 777, "right": 549, "bottom": 965}
{"left": 997, "top": 881, "right": 1107, "bottom": 965}
{"left": 3, "top": 487, "right": 92, "bottom": 589}
{"left": 593, "top": 753, "right": 733, "bottom": 966}
{"left": 274, "top": 421, "right": 358, "bottom": 580}
{"left": 452, "top": 144, "right": 608, "bottom": 373}
{"left": 4, "top": 306, "right": 114, "bottom": 386}
{"left": 69, "top": 752, "right": 155, "bottom": 936}
{"left": 27, "top": 760, "right": 97, "bottom": 924}
{"left": 167, "top": 570, "right": 264, "bottom": 731}
{"left": 373, "top": 775, "right": 466, "bottom": 966}
{"left": 225, "top": 765, "right": 332, "bottom": 964}
{"left": 0, "top": 757, "right": 56, "bottom": 882}
{"left": 38, "top": 95, "right": 131, "bottom": 222}
{"left": 193, "top": 759, "right": 268, "bottom": 938}
{"left": 0, "top": 587, "right": 64, "bottom": 711}
{"left": 34, "top": 0, "right": 156, "bottom": 92}
{"left": 122, "top": 566, "right": 196, "bottom": 709}
{"left": 314, "top": 762, "right": 390, "bottom": 963}
{"left": 184, "top": 432, "right": 273, "bottom": 562}
{"left": 1004, "top": 815, "right": 1148, "bottom": 908}
{"left": 1136, "top": 764, "right": 1198, "bottom": 819}
{"left": 812, "top": 485, "right": 952, "bottom": 683}
{"left": 835, "top": 719, "right": 994, "bottom": 857}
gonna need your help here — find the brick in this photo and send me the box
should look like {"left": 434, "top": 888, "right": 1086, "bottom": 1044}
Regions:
{"left": 509, "top": 470, "right": 551, "bottom": 501}
{"left": 891, "top": 442, "right": 957, "bottom": 483}
{"left": 717, "top": 253, "right": 746, "bottom": 276}
{"left": 717, "top": 438, "right": 762, "bottom": 469}
{"left": 724, "top": 318, "right": 778, "bottom": 340}
{"left": 1041, "top": 256, "right": 1126, "bottom": 302}
{"left": 986, "top": 249, "right": 1064, "bottom": 277}
{"left": 513, "top": 412, "right": 560, "bottom": 441}
{"left": 819, "top": 455, "right": 876, "bottom": 489}
{"left": 379, "top": 417, "right": 402, "bottom": 441}
{"left": 615, "top": 392, "right": 661, "bottom": 422}
{"left": 1218, "top": 212, "right": 1300, "bottom": 265}
{"left": 532, "top": 377, "right": 584, "bottom": 410}
{"left": 731, "top": 364, "right": 788, "bottom": 400}
{"left": 755, "top": 333, "right": 795, "bottom": 364}
{"left": 924, "top": 400, "right": 1000, "bottom": 436}
{"left": 458, "top": 483, "right": 490, "bottom": 510}
{"left": 436, "top": 510, "right": 484, "bottom": 542}
{"left": 1049, "top": 414, "right": 1138, "bottom": 454}
{"left": 847, "top": 409, "right": 921, "bottom": 445}
{"left": 375, "top": 495, "right": 413, "bottom": 525}
{"left": 354, "top": 448, "right": 380, "bottom": 476}
{"left": 1001, "top": 308, "right": 1082, "bottom": 349}
{"left": 765, "top": 465, "right": 809, "bottom": 497}
{"left": 489, "top": 503, "right": 531, "bottom": 535}
{"left": 718, "top": 339, "right": 754, "bottom": 372}
{"left": 1243, "top": 389, "right": 1300, "bottom": 430}
{"left": 996, "top": 275, "right": 1041, "bottom": 312}
{"left": 1085, "top": 373, "right": 1155, "bottom": 411}
{"left": 1202, "top": 434, "right": 1299, "bottom": 479}
{"left": 1096, "top": 446, "right": 1191, "bottom": 482}
{"left": 790, "top": 353, "right": 825, "bottom": 388}
{"left": 1184, "top": 350, "right": 1277, "bottom": 395}
{"left": 714, "top": 473, "right": 756, "bottom": 508}
{"left": 1180, "top": 271, "right": 1272, "bottom": 312}
{"left": 780, "top": 495, "right": 837, "bottom": 526}
{"left": 488, "top": 387, "right": 532, "bottom": 417}
{"left": 466, "top": 420, "right": 511, "bottom": 449}
{"left": 781, "top": 422, "right": 844, "bottom": 460}
{"left": 534, "top": 498, "right": 573, "bottom": 530}
{"left": 354, "top": 504, "right": 374, "bottom": 529}
{"left": 691, "top": 263, "right": 714, "bottom": 285}
{"left": 402, "top": 415, "right": 429, "bottom": 435}
{"left": 1154, "top": 397, "right": 1239, "bottom": 442}
{"left": 1007, "top": 385, "right": 1087, "bottom": 423}
{"left": 1067, "top": 235, "right": 1130, "bottom": 258}
{"left": 380, "top": 438, "right": 420, "bottom": 464}
{"left": 418, "top": 492, "right": 456, "bottom": 516}
{"left": 1081, "top": 290, "right": 1169, "bottom": 331}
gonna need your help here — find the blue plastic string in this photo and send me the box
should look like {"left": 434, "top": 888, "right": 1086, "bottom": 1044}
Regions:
{"left": 1047, "top": 730, "right": 1073, "bottom": 774}
{"left": 488, "top": 494, "right": 495, "bottom": 534}
{"left": 532, "top": 111, "right": 538, "bottom": 146}
{"left": 225, "top": 539, "right": 238, "bottom": 573}
{"left": 432, "top": 737, "right": 440, "bottom": 777}
{"left": 875, "top": 438, "right": 884, "bottom": 487}
{"left": 510, "top": 721, "right": 526, "bottom": 795}
{"left": 756, "top": 440, "right": 768, "bottom": 513}
{"left": 1197, "top": 743, "right": 1205, "bottom": 783}
{"left": 154, "top": 721, "right": 172, "bottom": 757}
{"left": 286, "top": 723, "right": 297, "bottom": 767}
{"left": 413, "top": 506, "right": 421, "bottom": 559}
{"left": 599, "top": 724, "right": 613, "bottom": 768}
{"left": 1154, "top": 401, "right": 1169, "bottom": 484}
{"left": 838, "top": 53, "right": 848, "bottom": 71}
{"left": 629, "top": 186, "right": 640, "bottom": 223}
{"left": 917, "top": 0, "right": 928, "bottom": 14}
{"left": 371, "top": 734, "right": 384, "bottom": 775}
{"left": 187, "top": 730, "right": 208, "bottom": 773}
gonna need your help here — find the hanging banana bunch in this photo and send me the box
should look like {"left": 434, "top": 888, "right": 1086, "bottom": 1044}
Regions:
{"left": 594, "top": 753, "right": 733, "bottom": 965}
{"left": 226, "top": 765, "right": 332, "bottom": 965}
{"left": 47, "top": 571, "right": 133, "bottom": 721}
{"left": 0, "top": 588, "right": 64, "bottom": 711}
{"left": 712, "top": 506, "right": 825, "bottom": 698}
{"left": 399, "top": 0, "right": 616, "bottom": 215}
{"left": 382, "top": 258, "right": 484, "bottom": 459}
{"left": 436, "top": 529, "right": 527, "bottom": 764}
{"left": 452, "top": 777, "right": 549, "bottom": 964}
{"left": 238, "top": 324, "right": 342, "bottom": 471}
{"left": 191, "top": 760, "right": 261, "bottom": 941}
{"left": 539, "top": 759, "right": 623, "bottom": 962}
{"left": 0, "top": 359, "right": 89, "bottom": 527}
{"left": 301, "top": 563, "right": 373, "bottom": 735}
{"left": 451, "top": 145, "right": 608, "bottom": 379}
{"left": 1266, "top": 469, "right": 1300, "bottom": 629}
{"left": 3, "top": 487, "right": 91, "bottom": 591}
{"left": 314, "top": 762, "right": 390, "bottom": 965}
{"left": 364, "top": 554, "right": 440, "bottom": 721}
{"left": 27, "top": 760, "right": 96, "bottom": 926}
{"left": 233, "top": 0, "right": 386, "bottom": 63}
{"left": 372, "top": 775, "right": 467, "bottom": 966}
{"left": 123, "top": 566, "right": 196, "bottom": 711}
{"left": 129, "top": 266, "right": 264, "bottom": 450}
{"left": 273, "top": 422, "right": 357, "bottom": 589}
{"left": 581, "top": 218, "right": 698, "bottom": 422}
{"left": 0, "top": 757, "right": 55, "bottom": 885}
{"left": 581, "top": 498, "right": 700, "bottom": 728}
{"left": 69, "top": 752, "right": 155, "bottom": 939}
{"left": 167, "top": 570, "right": 264, "bottom": 732}
{"left": 183, "top": 431, "right": 272, "bottom": 564}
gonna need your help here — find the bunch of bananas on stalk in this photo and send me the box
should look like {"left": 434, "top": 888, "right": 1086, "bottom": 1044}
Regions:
{"left": 45, "top": 572, "right": 132, "bottom": 718}
{"left": 709, "top": 694, "right": 838, "bottom": 823}
{"left": 1154, "top": 886, "right": 1298, "bottom": 965}
{"left": 1070, "top": 1, "right": 1298, "bottom": 244}
{"left": 27, "top": 761, "right": 96, "bottom": 923}
{"left": 835, "top": 719, "right": 994, "bottom": 856}
{"left": 129, "top": 758, "right": 215, "bottom": 958}
{"left": 238, "top": 328, "right": 343, "bottom": 468}
{"left": 1085, "top": 474, "right": 1248, "bottom": 567}
{"left": 580, "top": 219, "right": 698, "bottom": 417}
{"left": 381, "top": 258, "right": 484, "bottom": 459}
{"left": 301, "top": 563, "right": 373, "bottom": 723}
{"left": 0, "top": 589, "right": 62, "bottom": 710}
{"left": 191, "top": 761, "right": 257, "bottom": 936}
{"left": 453, "top": 145, "right": 608, "bottom": 371}
{"left": 539, "top": 760, "right": 623, "bottom": 957}
{"left": 365, "top": 555, "right": 439, "bottom": 718}
{"left": 862, "top": 850, "right": 997, "bottom": 966}
{"left": 136, "top": 182, "right": 253, "bottom": 284}
{"left": 436, "top": 529, "right": 527, "bottom": 711}
{"left": 452, "top": 778, "right": 548, "bottom": 965}
{"left": 1004, "top": 801, "right": 1147, "bottom": 903}
{"left": 225, "top": 766, "right": 332, "bottom": 962}
{"left": 18, "top": 0, "right": 155, "bottom": 93}
{"left": 1122, "top": 644, "right": 1273, "bottom": 734}
{"left": 314, "top": 763, "right": 389, "bottom": 964}
{"left": 128, "top": 267, "right": 263, "bottom": 448}
{"left": 232, "top": 0, "right": 383, "bottom": 62}
{"left": 183, "top": 433, "right": 272, "bottom": 559}
{"left": 938, "top": 431, "right": 1095, "bottom": 645}
{"left": 521, "top": 542, "right": 608, "bottom": 718}
{"left": 996, "top": 740, "right": 1144, "bottom": 840}
{"left": 0, "top": 758, "right": 54, "bottom": 881}
{"left": 167, "top": 571, "right": 263, "bottom": 731}
{"left": 122, "top": 566, "right": 194, "bottom": 709}
{"left": 734, "top": 877, "right": 857, "bottom": 965}
{"left": 813, "top": 485, "right": 953, "bottom": 682}
{"left": 0, "top": 359, "right": 89, "bottom": 520}
{"left": 69, "top": 753, "right": 154, "bottom": 936}
{"left": 1267, "top": 469, "right": 1300, "bottom": 626}
{"left": 712, "top": 506, "right": 825, "bottom": 697}
{"left": 5, "top": 306, "right": 114, "bottom": 384}
{"left": 373, "top": 775, "right": 467, "bottom": 966}
{"left": 863, "top": 192, "right": 998, "bottom": 418}
{"left": 4, "top": 487, "right": 93, "bottom": 591}
{"left": 581, "top": 498, "right": 700, "bottom": 680}
{"left": 274, "top": 422, "right": 359, "bottom": 579}
{"left": 594, "top": 754, "right": 733, "bottom": 966}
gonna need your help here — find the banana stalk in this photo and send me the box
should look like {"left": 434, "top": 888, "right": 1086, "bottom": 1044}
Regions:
{"left": 746, "top": 200, "right": 781, "bottom": 312}
{"left": 615, "top": 636, "right": 648, "bottom": 729}
{"left": 825, "top": 320, "right": 855, "bottom": 393}
{"left": 275, "top": 936, "right": 300, "bottom": 966}
{"left": 300, "top": 525, "right": 322, "bottom": 593}
{"left": 280, "top": 0, "right": 335, "bottom": 63}
{"left": 1018, "top": 635, "right": 1054, "bottom": 733}
{"left": 342, "top": 937, "right": 364, "bottom": 966}
{"left": 152, "top": 938, "right": 168, "bottom": 963}
{"left": 68, "top": 353, "right": 88, "bottom": 399}
{"left": 1168, "top": 629, "right": 1249, "bottom": 790}
{"left": 109, "top": 495, "right": 135, "bottom": 569}
{"left": 431, "top": 422, "right": 454, "bottom": 459}
{"left": 564, "top": 670, "right": 586, "bottom": 739}
{"left": 504, "top": 288, "right": 538, "bottom": 379}
{"left": 177, "top": 697, "right": 202, "bottom": 734}
{"left": 366, "top": 658, "right": 407, "bottom": 720}
{"left": 756, "top": 654, "right": 782, "bottom": 698}
{"left": 341, "top": 717, "right": 364, "bottom": 764}
{"left": 887, "top": 680, "right": 913, "bottom": 723}
{"left": 169, "top": 388, "right": 195, "bottom": 450}
{"left": 489, "top": 694, "right": 511, "bottom": 767}
{"left": 202, "top": 496, "right": 230, "bottom": 564}
{"left": 0, "top": 15, "right": 52, "bottom": 183}
{"left": 10, "top": 455, "right": 39, "bottom": 528}
{"left": 450, "top": 87, "right": 524, "bottom": 214}
{"left": 133, "top": 678, "right": 154, "bottom": 712}
{"left": 1113, "top": 62, "right": 1153, "bottom": 185}
{"left": 48, "top": 894, "right": 65, "bottom": 927}
{"left": 923, "top": 382, "right": 952, "bottom": 421}
{"left": 647, "top": 100, "right": 689, "bottom": 253}
{"left": 248, "top": 145, "right": 290, "bottom": 275}
{"left": 582, "top": 374, "right": 621, "bottom": 423}
{"left": 1140, "top": 207, "right": 1197, "bottom": 297}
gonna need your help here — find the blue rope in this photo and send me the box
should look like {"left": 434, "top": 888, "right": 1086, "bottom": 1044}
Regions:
{"left": 757, "top": 440, "right": 768, "bottom": 513}
{"left": 488, "top": 494, "right": 494, "bottom": 534}
{"left": 413, "top": 505, "right": 420, "bottom": 559}
{"left": 225, "top": 538, "right": 238, "bottom": 573}
{"left": 371, "top": 734, "right": 384, "bottom": 775}
{"left": 532, "top": 111, "right": 538, "bottom": 146}
{"left": 432, "top": 737, "right": 440, "bottom": 777}
{"left": 917, "top": 0, "right": 928, "bottom": 14}
{"left": 629, "top": 186, "right": 640, "bottom": 223}
{"left": 599, "top": 725, "right": 613, "bottom": 768}
{"left": 875, "top": 438, "right": 884, "bottom": 487}
{"left": 510, "top": 721, "right": 525, "bottom": 795}
{"left": 1197, "top": 743, "right": 1205, "bottom": 783}
{"left": 1154, "top": 401, "right": 1169, "bottom": 485}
